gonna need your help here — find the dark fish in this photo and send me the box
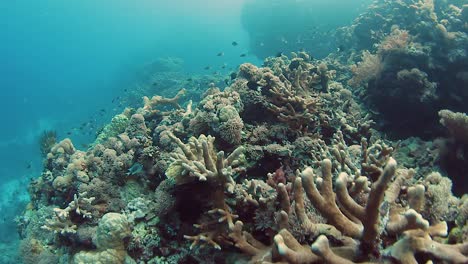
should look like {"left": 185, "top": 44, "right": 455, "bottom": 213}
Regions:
{"left": 276, "top": 52, "right": 283, "bottom": 57}
{"left": 232, "top": 41, "right": 238, "bottom": 46}
{"left": 221, "top": 64, "right": 226, "bottom": 69}
{"left": 152, "top": 82, "right": 158, "bottom": 86}
{"left": 240, "top": 53, "right": 246, "bottom": 57}
{"left": 26, "top": 163, "right": 32, "bottom": 169}
{"left": 67, "top": 132, "right": 72, "bottom": 135}
{"left": 337, "top": 45, "right": 346, "bottom": 52}
{"left": 100, "top": 109, "right": 106, "bottom": 112}
{"left": 217, "top": 52, "right": 224, "bottom": 56}
{"left": 127, "top": 163, "right": 144, "bottom": 176}
{"left": 230, "top": 72, "right": 237, "bottom": 80}
{"left": 204, "top": 66, "right": 211, "bottom": 70}
{"left": 186, "top": 78, "right": 193, "bottom": 82}
{"left": 124, "top": 89, "right": 128, "bottom": 92}
{"left": 224, "top": 79, "right": 229, "bottom": 85}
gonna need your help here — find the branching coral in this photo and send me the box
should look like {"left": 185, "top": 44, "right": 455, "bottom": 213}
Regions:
{"left": 42, "top": 192, "right": 95, "bottom": 235}
{"left": 141, "top": 88, "right": 186, "bottom": 118}
{"left": 166, "top": 133, "right": 245, "bottom": 185}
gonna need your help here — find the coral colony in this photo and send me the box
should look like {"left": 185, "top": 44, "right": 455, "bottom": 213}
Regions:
{"left": 17, "top": 1, "right": 467, "bottom": 263}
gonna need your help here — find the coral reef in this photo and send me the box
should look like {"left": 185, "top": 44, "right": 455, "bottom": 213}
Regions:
{"left": 339, "top": 0, "right": 468, "bottom": 138}
{"left": 16, "top": 3, "right": 468, "bottom": 262}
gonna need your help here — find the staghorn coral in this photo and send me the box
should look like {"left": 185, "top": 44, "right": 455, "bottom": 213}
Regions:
{"left": 42, "top": 192, "right": 95, "bottom": 235}
{"left": 233, "top": 57, "right": 371, "bottom": 142}
{"left": 165, "top": 133, "right": 245, "bottom": 185}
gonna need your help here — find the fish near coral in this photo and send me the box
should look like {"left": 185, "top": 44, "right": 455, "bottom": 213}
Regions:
{"left": 127, "top": 163, "right": 144, "bottom": 176}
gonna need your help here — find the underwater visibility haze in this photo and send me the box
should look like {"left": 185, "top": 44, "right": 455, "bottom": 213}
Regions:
{"left": 1, "top": 0, "right": 467, "bottom": 263}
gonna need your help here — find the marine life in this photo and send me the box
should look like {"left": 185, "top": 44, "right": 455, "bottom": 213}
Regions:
{"left": 4, "top": 1, "right": 468, "bottom": 264}
{"left": 126, "top": 162, "right": 144, "bottom": 176}
{"left": 230, "top": 71, "right": 237, "bottom": 80}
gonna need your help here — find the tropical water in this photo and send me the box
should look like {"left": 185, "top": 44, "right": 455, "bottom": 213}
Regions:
{"left": 1, "top": 0, "right": 466, "bottom": 263}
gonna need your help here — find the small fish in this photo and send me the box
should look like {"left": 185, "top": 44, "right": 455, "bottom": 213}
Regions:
{"left": 232, "top": 41, "right": 238, "bottom": 46}
{"left": 124, "top": 89, "right": 128, "bottom": 92}
{"left": 152, "top": 82, "right": 158, "bottom": 86}
{"left": 186, "top": 78, "right": 193, "bottom": 82}
{"left": 224, "top": 79, "right": 230, "bottom": 85}
{"left": 337, "top": 45, "right": 346, "bottom": 52}
{"left": 276, "top": 52, "right": 283, "bottom": 57}
{"left": 204, "top": 66, "right": 211, "bottom": 70}
{"left": 26, "top": 162, "right": 32, "bottom": 169}
{"left": 240, "top": 53, "right": 246, "bottom": 57}
{"left": 127, "top": 163, "right": 144, "bottom": 176}
{"left": 100, "top": 109, "right": 106, "bottom": 112}
{"left": 217, "top": 52, "right": 224, "bottom": 56}
{"left": 67, "top": 132, "right": 72, "bottom": 135}
{"left": 230, "top": 72, "right": 237, "bottom": 80}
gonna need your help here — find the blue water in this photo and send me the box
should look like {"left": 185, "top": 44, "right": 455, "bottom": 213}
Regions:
{"left": 1, "top": 0, "right": 255, "bottom": 182}
{"left": 0, "top": 0, "right": 370, "bottom": 255}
